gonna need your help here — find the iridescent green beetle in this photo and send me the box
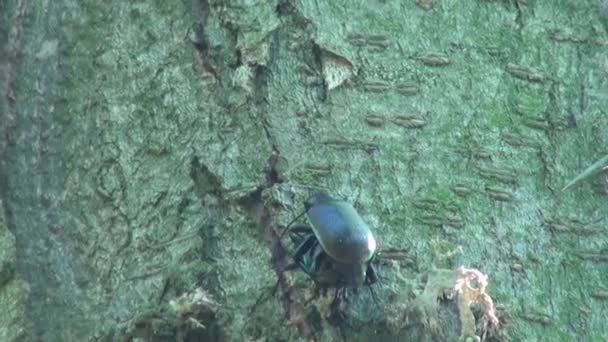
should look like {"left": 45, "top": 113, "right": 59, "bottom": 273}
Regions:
{"left": 281, "top": 192, "right": 378, "bottom": 288}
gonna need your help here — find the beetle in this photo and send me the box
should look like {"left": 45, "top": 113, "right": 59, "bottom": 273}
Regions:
{"left": 280, "top": 192, "right": 379, "bottom": 290}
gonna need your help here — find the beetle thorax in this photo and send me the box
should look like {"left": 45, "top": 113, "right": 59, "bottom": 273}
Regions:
{"left": 333, "top": 262, "right": 367, "bottom": 287}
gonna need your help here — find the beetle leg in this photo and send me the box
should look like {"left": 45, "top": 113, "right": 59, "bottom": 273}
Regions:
{"left": 293, "top": 234, "right": 318, "bottom": 266}
{"left": 368, "top": 284, "right": 379, "bottom": 305}
{"left": 290, "top": 224, "right": 313, "bottom": 235}
{"left": 283, "top": 233, "right": 318, "bottom": 273}
{"left": 331, "top": 287, "right": 342, "bottom": 308}
{"left": 364, "top": 263, "right": 379, "bottom": 285}
{"left": 282, "top": 262, "right": 301, "bottom": 272}
{"left": 365, "top": 263, "right": 380, "bottom": 305}
{"left": 310, "top": 245, "right": 329, "bottom": 274}
{"left": 288, "top": 224, "right": 313, "bottom": 244}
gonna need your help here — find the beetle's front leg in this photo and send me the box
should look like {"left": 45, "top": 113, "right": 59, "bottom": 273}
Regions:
{"left": 364, "top": 263, "right": 378, "bottom": 285}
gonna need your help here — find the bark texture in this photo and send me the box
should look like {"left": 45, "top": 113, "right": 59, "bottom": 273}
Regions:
{"left": 1, "top": 0, "right": 607, "bottom": 341}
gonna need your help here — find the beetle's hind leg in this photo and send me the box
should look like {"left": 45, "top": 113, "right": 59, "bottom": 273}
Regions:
{"left": 293, "top": 234, "right": 317, "bottom": 264}
{"left": 282, "top": 232, "right": 318, "bottom": 273}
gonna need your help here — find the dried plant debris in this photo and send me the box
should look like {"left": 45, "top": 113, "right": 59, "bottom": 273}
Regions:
{"left": 454, "top": 267, "right": 499, "bottom": 341}
{"left": 387, "top": 267, "right": 499, "bottom": 341}
{"left": 121, "top": 288, "right": 220, "bottom": 342}
{"left": 170, "top": 287, "right": 219, "bottom": 330}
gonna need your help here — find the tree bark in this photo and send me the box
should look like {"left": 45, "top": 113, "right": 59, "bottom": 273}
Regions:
{"left": 1, "top": 0, "right": 607, "bottom": 341}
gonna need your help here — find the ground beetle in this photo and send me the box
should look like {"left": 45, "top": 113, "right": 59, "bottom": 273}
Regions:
{"left": 281, "top": 192, "right": 379, "bottom": 290}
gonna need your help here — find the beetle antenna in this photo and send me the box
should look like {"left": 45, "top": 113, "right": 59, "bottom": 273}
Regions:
{"left": 278, "top": 209, "right": 307, "bottom": 240}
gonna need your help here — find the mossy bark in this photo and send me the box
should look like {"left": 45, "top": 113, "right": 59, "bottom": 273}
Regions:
{"left": 1, "top": 0, "right": 607, "bottom": 341}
